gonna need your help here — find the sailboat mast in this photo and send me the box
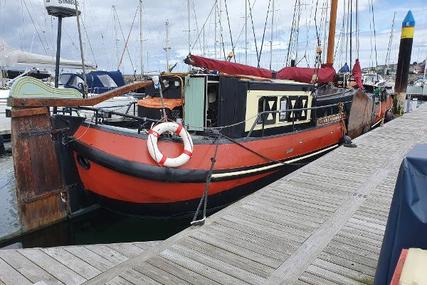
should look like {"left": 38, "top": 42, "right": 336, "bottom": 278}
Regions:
{"left": 214, "top": 1, "right": 218, "bottom": 59}
{"left": 75, "top": 1, "right": 87, "bottom": 96}
{"left": 245, "top": 0, "right": 248, "bottom": 64}
{"left": 326, "top": 0, "right": 338, "bottom": 65}
{"left": 164, "top": 20, "right": 171, "bottom": 71}
{"left": 139, "top": 0, "right": 144, "bottom": 76}
{"left": 187, "top": 0, "right": 191, "bottom": 55}
{"left": 269, "top": 0, "right": 275, "bottom": 70}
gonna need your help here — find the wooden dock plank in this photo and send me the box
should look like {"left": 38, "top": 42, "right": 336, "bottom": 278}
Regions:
{"left": 42, "top": 246, "right": 102, "bottom": 280}
{"left": 106, "top": 244, "right": 146, "bottom": 258}
{"left": 0, "top": 242, "right": 160, "bottom": 285}
{"left": 133, "top": 262, "right": 191, "bottom": 285}
{"left": 0, "top": 257, "right": 32, "bottom": 285}
{"left": 0, "top": 249, "right": 61, "bottom": 285}
{"left": 119, "top": 269, "right": 161, "bottom": 285}
{"left": 64, "top": 246, "right": 116, "bottom": 272}
{"left": 18, "top": 248, "right": 86, "bottom": 285}
{"left": 147, "top": 256, "right": 219, "bottom": 285}
{"left": 105, "top": 276, "right": 134, "bottom": 285}
{"left": 84, "top": 245, "right": 128, "bottom": 265}
{"left": 159, "top": 248, "right": 247, "bottom": 285}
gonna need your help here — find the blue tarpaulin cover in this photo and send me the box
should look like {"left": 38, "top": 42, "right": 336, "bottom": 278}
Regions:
{"left": 374, "top": 144, "right": 427, "bottom": 285}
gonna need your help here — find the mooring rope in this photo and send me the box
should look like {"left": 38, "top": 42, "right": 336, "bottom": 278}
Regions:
{"left": 191, "top": 132, "right": 221, "bottom": 225}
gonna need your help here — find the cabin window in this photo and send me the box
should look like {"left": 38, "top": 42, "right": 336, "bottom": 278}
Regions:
{"left": 98, "top": 74, "right": 118, "bottom": 88}
{"left": 257, "top": 96, "right": 277, "bottom": 125}
{"left": 59, "top": 74, "right": 72, "bottom": 85}
{"left": 288, "top": 96, "right": 309, "bottom": 121}
{"left": 279, "top": 97, "right": 289, "bottom": 122}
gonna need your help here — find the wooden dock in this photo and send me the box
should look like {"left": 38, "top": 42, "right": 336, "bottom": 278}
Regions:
{"left": 1, "top": 104, "right": 427, "bottom": 284}
{"left": 84, "top": 104, "right": 427, "bottom": 285}
{"left": 0, "top": 241, "right": 161, "bottom": 285}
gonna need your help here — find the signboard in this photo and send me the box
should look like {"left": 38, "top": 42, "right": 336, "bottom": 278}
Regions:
{"left": 44, "top": 0, "right": 80, "bottom": 17}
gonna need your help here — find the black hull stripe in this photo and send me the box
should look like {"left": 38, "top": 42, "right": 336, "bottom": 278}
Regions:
{"left": 71, "top": 141, "right": 338, "bottom": 183}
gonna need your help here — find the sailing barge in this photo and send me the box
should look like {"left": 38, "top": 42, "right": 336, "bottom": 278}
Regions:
{"left": 8, "top": 0, "right": 392, "bottom": 218}
{"left": 8, "top": 60, "right": 392, "bottom": 217}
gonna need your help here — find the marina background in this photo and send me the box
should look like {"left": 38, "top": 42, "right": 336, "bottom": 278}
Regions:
{"left": 0, "top": 0, "right": 426, "bottom": 74}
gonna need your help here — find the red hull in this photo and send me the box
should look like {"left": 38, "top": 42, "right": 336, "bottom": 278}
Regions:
{"left": 72, "top": 123, "right": 344, "bottom": 209}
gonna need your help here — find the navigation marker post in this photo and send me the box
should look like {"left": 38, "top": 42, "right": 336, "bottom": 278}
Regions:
{"left": 394, "top": 10, "right": 415, "bottom": 115}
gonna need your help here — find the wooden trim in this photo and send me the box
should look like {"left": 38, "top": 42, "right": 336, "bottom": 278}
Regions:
{"left": 9, "top": 81, "right": 151, "bottom": 108}
{"left": 11, "top": 107, "right": 49, "bottom": 118}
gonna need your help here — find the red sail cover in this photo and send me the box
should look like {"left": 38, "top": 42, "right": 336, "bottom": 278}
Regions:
{"left": 276, "top": 65, "right": 336, "bottom": 84}
{"left": 187, "top": 55, "right": 273, "bottom": 78}
{"left": 186, "top": 54, "right": 336, "bottom": 84}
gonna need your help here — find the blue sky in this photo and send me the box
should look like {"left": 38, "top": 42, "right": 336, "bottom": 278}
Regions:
{"left": 0, "top": 0, "right": 426, "bottom": 74}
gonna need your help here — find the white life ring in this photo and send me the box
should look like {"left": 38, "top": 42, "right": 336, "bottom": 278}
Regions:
{"left": 147, "top": 122, "right": 193, "bottom": 168}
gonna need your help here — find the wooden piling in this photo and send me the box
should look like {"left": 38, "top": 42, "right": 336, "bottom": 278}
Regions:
{"left": 11, "top": 107, "right": 68, "bottom": 232}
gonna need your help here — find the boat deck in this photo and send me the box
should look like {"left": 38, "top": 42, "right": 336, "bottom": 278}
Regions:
{"left": 1, "top": 104, "right": 427, "bottom": 285}
{"left": 84, "top": 104, "right": 427, "bottom": 285}
{"left": 0, "top": 241, "right": 160, "bottom": 285}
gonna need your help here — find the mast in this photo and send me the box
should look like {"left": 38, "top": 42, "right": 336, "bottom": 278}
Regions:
{"left": 187, "top": 0, "right": 191, "bottom": 55}
{"left": 349, "top": 0, "right": 353, "bottom": 70}
{"left": 326, "top": 0, "right": 338, "bottom": 65}
{"left": 269, "top": 0, "right": 275, "bottom": 70}
{"left": 385, "top": 12, "right": 396, "bottom": 68}
{"left": 75, "top": 1, "right": 87, "bottom": 96}
{"left": 164, "top": 20, "right": 171, "bottom": 72}
{"left": 245, "top": 0, "right": 248, "bottom": 64}
{"left": 214, "top": 1, "right": 217, "bottom": 59}
{"left": 139, "top": 0, "right": 144, "bottom": 77}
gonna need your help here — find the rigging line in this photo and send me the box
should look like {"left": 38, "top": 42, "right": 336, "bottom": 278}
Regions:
{"left": 63, "top": 29, "right": 78, "bottom": 49}
{"left": 355, "top": 0, "right": 359, "bottom": 59}
{"left": 286, "top": 0, "right": 301, "bottom": 66}
{"left": 257, "top": 0, "right": 272, "bottom": 67}
{"left": 247, "top": 0, "right": 260, "bottom": 65}
{"left": 369, "top": 0, "right": 378, "bottom": 67}
{"left": 321, "top": 0, "right": 329, "bottom": 63}
{"left": 223, "top": 0, "right": 236, "bottom": 62}
{"left": 217, "top": 0, "right": 227, "bottom": 60}
{"left": 385, "top": 12, "right": 396, "bottom": 67}
{"left": 81, "top": 18, "right": 98, "bottom": 67}
{"left": 28, "top": 0, "right": 51, "bottom": 52}
{"left": 368, "top": 0, "right": 374, "bottom": 68}
{"left": 114, "top": 6, "right": 137, "bottom": 71}
{"left": 314, "top": 0, "right": 321, "bottom": 47}
{"left": 22, "top": 0, "right": 48, "bottom": 55}
{"left": 191, "top": 0, "right": 217, "bottom": 50}
{"left": 191, "top": 0, "right": 203, "bottom": 53}
{"left": 232, "top": 0, "right": 257, "bottom": 54}
{"left": 334, "top": 0, "right": 346, "bottom": 65}
{"left": 350, "top": 0, "right": 353, "bottom": 69}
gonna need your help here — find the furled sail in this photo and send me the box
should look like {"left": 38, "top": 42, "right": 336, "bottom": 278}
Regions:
{"left": 185, "top": 54, "right": 336, "bottom": 84}
{"left": 185, "top": 54, "right": 273, "bottom": 78}
{"left": 0, "top": 41, "right": 96, "bottom": 70}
